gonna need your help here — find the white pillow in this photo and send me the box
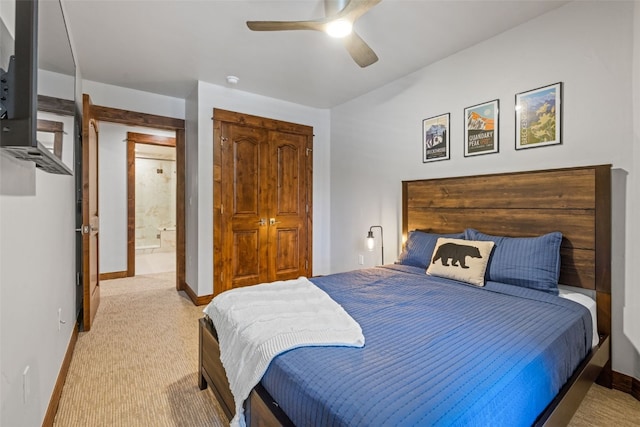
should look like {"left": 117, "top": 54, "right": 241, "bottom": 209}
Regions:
{"left": 427, "top": 238, "right": 495, "bottom": 286}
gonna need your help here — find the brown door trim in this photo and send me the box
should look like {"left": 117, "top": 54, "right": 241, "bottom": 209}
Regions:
{"left": 90, "top": 103, "right": 186, "bottom": 291}
{"left": 126, "top": 132, "right": 176, "bottom": 278}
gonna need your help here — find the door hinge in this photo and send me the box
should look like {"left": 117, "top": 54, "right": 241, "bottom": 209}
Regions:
{"left": 76, "top": 272, "right": 81, "bottom": 286}
{"left": 305, "top": 260, "right": 308, "bottom": 270}
{"left": 220, "top": 204, "right": 224, "bottom": 214}
{"left": 75, "top": 225, "right": 90, "bottom": 234}
{"left": 305, "top": 204, "right": 309, "bottom": 213}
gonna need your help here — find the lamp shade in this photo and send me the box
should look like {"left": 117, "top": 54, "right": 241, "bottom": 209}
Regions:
{"left": 365, "top": 226, "right": 383, "bottom": 264}
{"left": 366, "top": 231, "right": 375, "bottom": 251}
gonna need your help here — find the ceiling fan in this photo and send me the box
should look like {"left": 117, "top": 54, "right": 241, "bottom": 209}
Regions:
{"left": 246, "top": 0, "right": 381, "bottom": 68}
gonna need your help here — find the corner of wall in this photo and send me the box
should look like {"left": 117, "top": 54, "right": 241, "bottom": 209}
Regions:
{"left": 184, "top": 85, "right": 200, "bottom": 293}
{"left": 623, "top": 0, "right": 640, "bottom": 378}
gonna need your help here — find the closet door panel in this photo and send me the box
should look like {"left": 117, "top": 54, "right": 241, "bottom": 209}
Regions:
{"left": 231, "top": 230, "right": 261, "bottom": 282}
{"left": 274, "top": 228, "right": 299, "bottom": 273}
{"left": 232, "top": 139, "right": 260, "bottom": 215}
{"left": 221, "top": 123, "right": 269, "bottom": 289}
{"left": 268, "top": 131, "right": 308, "bottom": 282}
{"left": 276, "top": 144, "right": 300, "bottom": 215}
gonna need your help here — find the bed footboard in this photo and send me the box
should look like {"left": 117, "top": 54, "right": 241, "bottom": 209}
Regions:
{"left": 537, "top": 335, "right": 610, "bottom": 426}
{"left": 199, "top": 317, "right": 293, "bottom": 426}
{"left": 199, "top": 317, "right": 234, "bottom": 420}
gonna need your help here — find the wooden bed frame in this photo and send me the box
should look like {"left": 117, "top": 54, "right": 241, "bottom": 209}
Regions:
{"left": 199, "top": 164, "right": 612, "bottom": 426}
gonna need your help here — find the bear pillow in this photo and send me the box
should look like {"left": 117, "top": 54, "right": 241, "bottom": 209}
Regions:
{"left": 427, "top": 237, "right": 495, "bottom": 287}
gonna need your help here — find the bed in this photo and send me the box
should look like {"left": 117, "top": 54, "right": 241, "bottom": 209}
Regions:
{"left": 199, "top": 164, "right": 612, "bottom": 426}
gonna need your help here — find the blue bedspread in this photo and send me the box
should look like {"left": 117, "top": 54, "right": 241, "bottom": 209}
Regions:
{"left": 259, "top": 265, "right": 592, "bottom": 427}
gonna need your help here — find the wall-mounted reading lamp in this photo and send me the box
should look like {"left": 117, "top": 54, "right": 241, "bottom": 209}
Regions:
{"left": 366, "top": 225, "right": 384, "bottom": 265}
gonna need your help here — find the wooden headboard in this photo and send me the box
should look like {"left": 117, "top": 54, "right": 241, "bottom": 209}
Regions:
{"left": 402, "top": 164, "right": 611, "bottom": 339}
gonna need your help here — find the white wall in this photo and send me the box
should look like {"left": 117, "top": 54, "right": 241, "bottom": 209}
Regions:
{"left": 330, "top": 1, "right": 639, "bottom": 379}
{"left": 186, "top": 81, "right": 331, "bottom": 296}
{"left": 38, "top": 69, "right": 74, "bottom": 104}
{"left": 0, "top": 161, "right": 76, "bottom": 427}
{"left": 1, "top": 1, "right": 77, "bottom": 422}
{"left": 81, "top": 80, "right": 185, "bottom": 120}
{"left": 98, "top": 123, "right": 174, "bottom": 273}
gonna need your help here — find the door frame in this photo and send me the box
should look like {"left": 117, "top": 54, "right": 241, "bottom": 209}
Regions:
{"left": 89, "top": 102, "right": 186, "bottom": 291}
{"left": 126, "top": 132, "right": 177, "bottom": 277}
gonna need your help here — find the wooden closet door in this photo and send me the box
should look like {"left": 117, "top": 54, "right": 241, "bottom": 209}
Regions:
{"left": 267, "top": 130, "right": 309, "bottom": 282}
{"left": 220, "top": 122, "right": 270, "bottom": 289}
{"left": 214, "top": 109, "right": 313, "bottom": 295}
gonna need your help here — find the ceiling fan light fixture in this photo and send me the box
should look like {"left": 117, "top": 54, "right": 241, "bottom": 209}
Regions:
{"left": 325, "top": 19, "right": 352, "bottom": 38}
{"left": 246, "top": 0, "right": 381, "bottom": 66}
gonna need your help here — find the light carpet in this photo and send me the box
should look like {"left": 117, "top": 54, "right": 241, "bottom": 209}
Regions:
{"left": 53, "top": 272, "right": 640, "bottom": 426}
{"left": 53, "top": 272, "right": 226, "bottom": 426}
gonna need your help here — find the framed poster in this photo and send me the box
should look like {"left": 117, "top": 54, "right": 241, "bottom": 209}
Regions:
{"left": 422, "top": 113, "right": 450, "bottom": 163}
{"left": 464, "top": 100, "right": 499, "bottom": 157}
{"left": 515, "top": 82, "right": 562, "bottom": 150}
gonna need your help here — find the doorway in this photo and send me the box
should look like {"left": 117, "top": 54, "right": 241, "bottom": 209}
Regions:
{"left": 90, "top": 103, "right": 186, "bottom": 291}
{"left": 127, "top": 132, "right": 176, "bottom": 276}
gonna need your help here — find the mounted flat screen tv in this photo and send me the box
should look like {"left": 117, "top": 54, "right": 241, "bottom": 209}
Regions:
{"left": 0, "top": 0, "right": 75, "bottom": 175}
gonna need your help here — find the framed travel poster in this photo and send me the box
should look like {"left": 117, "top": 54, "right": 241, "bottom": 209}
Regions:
{"left": 464, "top": 99, "right": 499, "bottom": 157}
{"left": 515, "top": 82, "right": 562, "bottom": 150}
{"left": 423, "top": 113, "right": 450, "bottom": 163}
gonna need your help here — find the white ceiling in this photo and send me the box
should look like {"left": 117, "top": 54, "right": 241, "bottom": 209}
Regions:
{"left": 60, "top": 0, "right": 568, "bottom": 109}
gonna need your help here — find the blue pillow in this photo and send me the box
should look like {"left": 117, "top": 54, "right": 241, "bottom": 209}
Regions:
{"left": 397, "top": 230, "right": 465, "bottom": 269}
{"left": 464, "top": 228, "right": 562, "bottom": 295}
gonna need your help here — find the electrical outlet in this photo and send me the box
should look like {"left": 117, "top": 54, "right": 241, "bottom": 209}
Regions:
{"left": 23, "top": 366, "right": 30, "bottom": 403}
{"left": 358, "top": 254, "right": 364, "bottom": 265}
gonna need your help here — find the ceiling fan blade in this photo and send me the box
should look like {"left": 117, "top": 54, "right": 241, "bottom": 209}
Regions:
{"left": 246, "top": 20, "right": 324, "bottom": 32}
{"left": 342, "top": 31, "right": 378, "bottom": 67}
{"left": 337, "top": 0, "right": 382, "bottom": 22}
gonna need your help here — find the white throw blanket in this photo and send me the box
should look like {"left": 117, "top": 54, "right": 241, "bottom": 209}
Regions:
{"left": 203, "top": 277, "right": 365, "bottom": 427}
